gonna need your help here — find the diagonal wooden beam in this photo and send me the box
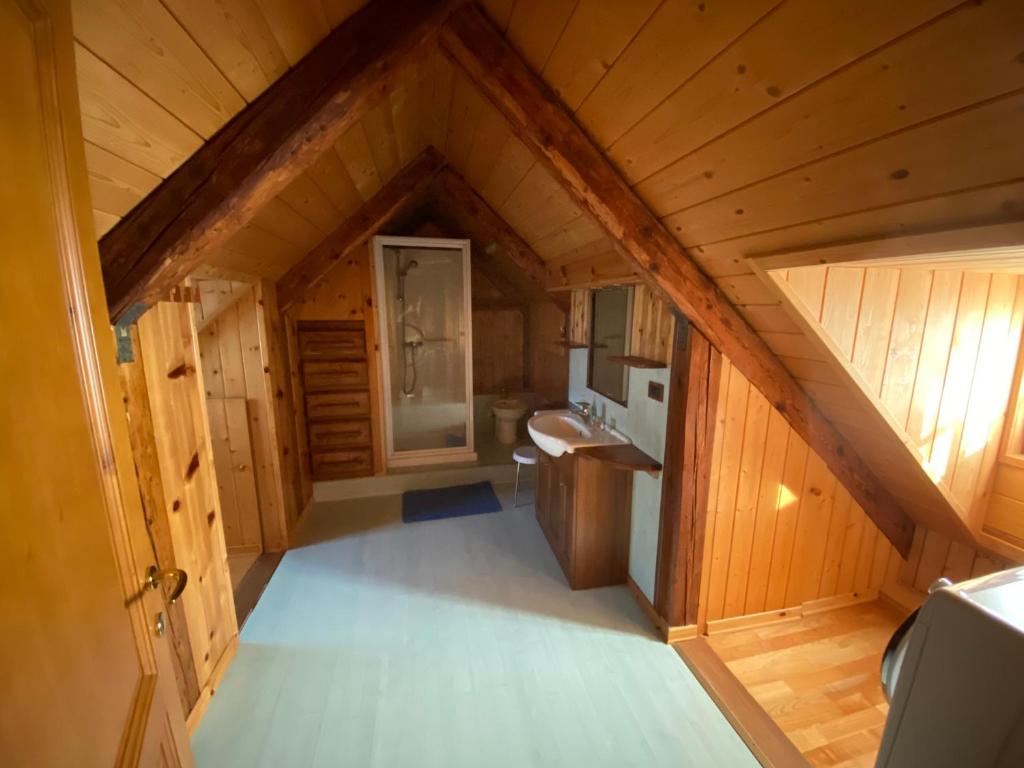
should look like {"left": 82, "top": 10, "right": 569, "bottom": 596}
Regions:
{"left": 276, "top": 147, "right": 447, "bottom": 312}
{"left": 439, "top": 3, "right": 914, "bottom": 555}
{"left": 100, "top": 0, "right": 455, "bottom": 322}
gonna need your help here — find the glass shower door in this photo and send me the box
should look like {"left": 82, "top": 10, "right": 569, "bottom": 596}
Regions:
{"left": 373, "top": 236, "right": 476, "bottom": 466}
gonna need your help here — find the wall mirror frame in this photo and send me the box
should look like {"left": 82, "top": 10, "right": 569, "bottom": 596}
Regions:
{"left": 587, "top": 285, "right": 633, "bottom": 405}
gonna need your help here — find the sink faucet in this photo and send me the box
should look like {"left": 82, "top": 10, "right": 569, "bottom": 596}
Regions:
{"left": 570, "top": 400, "right": 597, "bottom": 427}
{"left": 570, "top": 400, "right": 590, "bottom": 419}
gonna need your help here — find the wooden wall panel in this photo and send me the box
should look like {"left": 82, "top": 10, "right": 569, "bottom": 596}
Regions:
{"left": 195, "top": 282, "right": 295, "bottom": 549}
{"left": 699, "top": 358, "right": 895, "bottom": 627}
{"left": 782, "top": 266, "right": 1024, "bottom": 519}
{"left": 527, "top": 300, "right": 569, "bottom": 400}
{"left": 136, "top": 302, "right": 237, "bottom": 696}
{"left": 472, "top": 308, "right": 524, "bottom": 393}
{"left": 629, "top": 283, "right": 675, "bottom": 365}
{"left": 206, "top": 397, "right": 261, "bottom": 554}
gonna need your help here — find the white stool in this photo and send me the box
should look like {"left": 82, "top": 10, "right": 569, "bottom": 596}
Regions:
{"left": 512, "top": 446, "right": 538, "bottom": 507}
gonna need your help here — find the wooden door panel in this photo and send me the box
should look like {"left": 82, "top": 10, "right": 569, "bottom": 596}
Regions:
{"left": 0, "top": 0, "right": 191, "bottom": 763}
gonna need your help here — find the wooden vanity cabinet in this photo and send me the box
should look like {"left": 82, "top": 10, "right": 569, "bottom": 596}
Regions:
{"left": 535, "top": 451, "right": 632, "bottom": 589}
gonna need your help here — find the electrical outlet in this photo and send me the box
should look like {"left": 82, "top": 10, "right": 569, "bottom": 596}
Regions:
{"left": 648, "top": 381, "right": 664, "bottom": 402}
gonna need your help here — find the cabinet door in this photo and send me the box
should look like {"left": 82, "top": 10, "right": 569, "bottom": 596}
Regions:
{"left": 554, "top": 455, "right": 576, "bottom": 562}
{"left": 536, "top": 452, "right": 553, "bottom": 530}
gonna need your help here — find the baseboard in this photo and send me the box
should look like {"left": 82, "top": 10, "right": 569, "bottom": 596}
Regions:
{"left": 879, "top": 580, "right": 925, "bottom": 614}
{"left": 625, "top": 576, "right": 697, "bottom": 643}
{"left": 674, "top": 638, "right": 809, "bottom": 767}
{"left": 706, "top": 589, "right": 880, "bottom": 637}
{"left": 186, "top": 634, "right": 239, "bottom": 735}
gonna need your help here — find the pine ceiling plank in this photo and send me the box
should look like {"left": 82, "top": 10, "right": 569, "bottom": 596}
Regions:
{"left": 83, "top": 142, "right": 161, "bottom": 219}
{"left": 444, "top": 71, "right": 488, "bottom": 173}
{"left": 504, "top": 0, "right": 577, "bottom": 75}
{"left": 75, "top": 43, "right": 202, "bottom": 177}
{"left": 439, "top": 3, "right": 915, "bottom": 555}
{"left": 99, "top": 0, "right": 454, "bottom": 319}
{"left": 277, "top": 146, "right": 446, "bottom": 310}
{"left": 389, "top": 71, "right": 426, "bottom": 166}
{"left": 461, "top": 102, "right": 512, "bottom": 195}
{"left": 419, "top": 50, "right": 455, "bottom": 154}
{"left": 540, "top": 0, "right": 660, "bottom": 112}
{"left": 334, "top": 123, "right": 383, "bottom": 201}
{"left": 306, "top": 146, "right": 364, "bottom": 214}
{"left": 320, "top": 0, "right": 369, "bottom": 29}
{"left": 478, "top": 134, "right": 536, "bottom": 212}
{"left": 360, "top": 100, "right": 402, "bottom": 184}
{"left": 611, "top": 0, "right": 958, "bottom": 184}
{"left": 250, "top": 197, "right": 325, "bottom": 252}
{"left": 93, "top": 209, "right": 120, "bottom": 239}
{"left": 72, "top": 0, "right": 246, "bottom": 138}
{"left": 257, "top": 0, "right": 332, "bottom": 65}
{"left": 667, "top": 92, "right": 1024, "bottom": 249}
{"left": 278, "top": 172, "right": 346, "bottom": 233}
{"left": 575, "top": 0, "right": 779, "bottom": 150}
{"left": 162, "top": 0, "right": 290, "bottom": 103}
{"left": 637, "top": 0, "right": 1024, "bottom": 216}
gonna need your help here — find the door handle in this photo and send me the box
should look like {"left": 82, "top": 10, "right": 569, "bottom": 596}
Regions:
{"left": 146, "top": 565, "right": 188, "bottom": 604}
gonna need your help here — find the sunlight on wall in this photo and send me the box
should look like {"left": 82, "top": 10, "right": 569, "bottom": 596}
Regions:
{"left": 776, "top": 483, "right": 797, "bottom": 510}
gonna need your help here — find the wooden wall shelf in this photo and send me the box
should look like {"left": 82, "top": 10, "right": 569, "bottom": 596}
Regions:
{"left": 606, "top": 355, "right": 667, "bottom": 369}
{"left": 554, "top": 341, "right": 588, "bottom": 349}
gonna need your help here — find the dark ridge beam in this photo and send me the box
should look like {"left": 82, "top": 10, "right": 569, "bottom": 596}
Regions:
{"left": 100, "top": 0, "right": 456, "bottom": 321}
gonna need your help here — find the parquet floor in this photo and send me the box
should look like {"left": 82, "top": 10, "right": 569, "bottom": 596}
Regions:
{"left": 705, "top": 601, "right": 905, "bottom": 767}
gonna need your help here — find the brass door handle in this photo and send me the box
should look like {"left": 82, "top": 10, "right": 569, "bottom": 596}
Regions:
{"left": 147, "top": 565, "right": 188, "bottom": 604}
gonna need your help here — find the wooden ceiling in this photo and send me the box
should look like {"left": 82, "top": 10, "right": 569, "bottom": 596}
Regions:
{"left": 73, "top": 0, "right": 1024, "bottom": 542}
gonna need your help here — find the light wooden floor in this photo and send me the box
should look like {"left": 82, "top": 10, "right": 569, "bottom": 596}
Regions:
{"left": 193, "top": 485, "right": 757, "bottom": 767}
{"left": 706, "top": 601, "right": 904, "bottom": 767}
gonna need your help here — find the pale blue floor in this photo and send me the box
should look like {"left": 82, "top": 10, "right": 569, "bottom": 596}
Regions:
{"left": 193, "top": 483, "right": 757, "bottom": 767}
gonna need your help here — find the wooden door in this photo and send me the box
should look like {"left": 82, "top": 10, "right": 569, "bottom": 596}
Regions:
{"left": 0, "top": 0, "right": 192, "bottom": 764}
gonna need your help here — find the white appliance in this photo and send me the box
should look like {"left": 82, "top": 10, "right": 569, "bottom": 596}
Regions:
{"left": 877, "top": 566, "right": 1024, "bottom": 767}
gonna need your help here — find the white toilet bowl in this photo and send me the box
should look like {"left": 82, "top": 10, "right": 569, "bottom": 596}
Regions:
{"left": 491, "top": 398, "right": 528, "bottom": 444}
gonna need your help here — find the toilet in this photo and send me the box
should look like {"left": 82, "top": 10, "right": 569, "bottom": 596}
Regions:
{"left": 491, "top": 398, "right": 528, "bottom": 444}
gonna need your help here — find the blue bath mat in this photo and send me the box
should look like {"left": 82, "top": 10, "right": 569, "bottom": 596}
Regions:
{"left": 402, "top": 481, "right": 502, "bottom": 524}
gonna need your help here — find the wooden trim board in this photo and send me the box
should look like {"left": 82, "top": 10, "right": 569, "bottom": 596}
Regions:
{"left": 626, "top": 576, "right": 698, "bottom": 643}
{"left": 705, "top": 590, "right": 881, "bottom": 637}
{"left": 674, "top": 638, "right": 810, "bottom": 768}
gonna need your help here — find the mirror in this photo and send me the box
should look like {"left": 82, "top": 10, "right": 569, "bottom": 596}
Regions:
{"left": 587, "top": 285, "right": 632, "bottom": 404}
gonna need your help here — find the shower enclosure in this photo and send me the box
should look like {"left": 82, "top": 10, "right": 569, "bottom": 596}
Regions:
{"left": 372, "top": 236, "right": 476, "bottom": 467}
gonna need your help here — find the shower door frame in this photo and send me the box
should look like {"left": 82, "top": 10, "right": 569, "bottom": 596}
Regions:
{"left": 372, "top": 235, "right": 477, "bottom": 468}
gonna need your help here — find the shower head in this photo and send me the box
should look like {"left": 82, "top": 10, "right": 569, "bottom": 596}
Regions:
{"left": 397, "top": 259, "right": 419, "bottom": 278}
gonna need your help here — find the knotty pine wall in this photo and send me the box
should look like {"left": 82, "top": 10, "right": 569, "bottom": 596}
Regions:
{"left": 781, "top": 265, "right": 1024, "bottom": 589}
{"left": 783, "top": 266, "right": 1024, "bottom": 520}
{"left": 698, "top": 358, "right": 896, "bottom": 629}
{"left": 196, "top": 281, "right": 301, "bottom": 550}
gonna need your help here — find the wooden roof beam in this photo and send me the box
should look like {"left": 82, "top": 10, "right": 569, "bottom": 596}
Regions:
{"left": 438, "top": 3, "right": 914, "bottom": 555}
{"left": 276, "top": 146, "right": 447, "bottom": 312}
{"left": 100, "top": 0, "right": 456, "bottom": 321}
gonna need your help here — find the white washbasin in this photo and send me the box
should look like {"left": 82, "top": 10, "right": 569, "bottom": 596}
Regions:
{"left": 527, "top": 409, "right": 631, "bottom": 458}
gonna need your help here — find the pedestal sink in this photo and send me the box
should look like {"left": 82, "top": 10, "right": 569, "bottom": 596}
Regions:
{"left": 527, "top": 409, "right": 631, "bottom": 458}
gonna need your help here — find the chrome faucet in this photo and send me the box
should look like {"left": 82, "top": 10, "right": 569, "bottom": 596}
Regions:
{"left": 570, "top": 400, "right": 598, "bottom": 427}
